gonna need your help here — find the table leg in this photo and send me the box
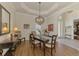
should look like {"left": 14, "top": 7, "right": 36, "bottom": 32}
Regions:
{"left": 20, "top": 39, "right": 21, "bottom": 44}
{"left": 43, "top": 42, "right": 45, "bottom": 56}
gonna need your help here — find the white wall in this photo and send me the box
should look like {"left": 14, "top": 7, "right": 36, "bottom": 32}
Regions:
{"left": 0, "top": 2, "right": 15, "bottom": 42}
{"left": 14, "top": 12, "right": 50, "bottom": 40}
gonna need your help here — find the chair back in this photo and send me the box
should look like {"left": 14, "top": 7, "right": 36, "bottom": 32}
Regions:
{"left": 13, "top": 31, "right": 21, "bottom": 39}
{"left": 51, "top": 35, "right": 57, "bottom": 45}
{"left": 29, "top": 33, "right": 34, "bottom": 43}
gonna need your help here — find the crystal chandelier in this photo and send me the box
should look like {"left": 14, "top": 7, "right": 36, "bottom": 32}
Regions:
{"left": 35, "top": 2, "right": 44, "bottom": 25}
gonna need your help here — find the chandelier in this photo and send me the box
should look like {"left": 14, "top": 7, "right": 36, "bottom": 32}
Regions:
{"left": 35, "top": 2, "right": 44, "bottom": 25}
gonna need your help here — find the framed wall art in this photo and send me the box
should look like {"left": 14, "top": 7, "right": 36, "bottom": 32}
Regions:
{"left": 24, "top": 24, "right": 30, "bottom": 29}
{"left": 48, "top": 24, "right": 53, "bottom": 31}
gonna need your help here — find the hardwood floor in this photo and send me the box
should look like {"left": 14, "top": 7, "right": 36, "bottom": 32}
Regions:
{"left": 14, "top": 40, "right": 79, "bottom": 56}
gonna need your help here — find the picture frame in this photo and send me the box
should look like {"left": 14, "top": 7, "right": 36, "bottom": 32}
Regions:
{"left": 48, "top": 24, "right": 53, "bottom": 31}
{"left": 24, "top": 24, "right": 30, "bottom": 29}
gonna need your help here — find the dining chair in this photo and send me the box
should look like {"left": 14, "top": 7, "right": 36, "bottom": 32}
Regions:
{"left": 5, "top": 43, "right": 17, "bottom": 56}
{"left": 16, "top": 31, "right": 26, "bottom": 43}
{"left": 45, "top": 35, "right": 57, "bottom": 55}
{"left": 29, "top": 33, "right": 41, "bottom": 50}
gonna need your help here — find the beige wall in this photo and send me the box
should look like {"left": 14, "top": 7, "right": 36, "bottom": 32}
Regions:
{"left": 14, "top": 12, "right": 50, "bottom": 40}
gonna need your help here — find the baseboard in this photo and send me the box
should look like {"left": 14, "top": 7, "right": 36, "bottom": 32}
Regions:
{"left": 58, "top": 39, "right": 79, "bottom": 51}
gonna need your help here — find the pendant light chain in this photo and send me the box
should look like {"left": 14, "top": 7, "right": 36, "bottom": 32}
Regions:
{"left": 15, "top": 12, "right": 16, "bottom": 25}
{"left": 39, "top": 2, "right": 41, "bottom": 16}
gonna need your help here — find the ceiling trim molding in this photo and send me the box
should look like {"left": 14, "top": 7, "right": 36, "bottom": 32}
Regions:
{"left": 20, "top": 3, "right": 58, "bottom": 16}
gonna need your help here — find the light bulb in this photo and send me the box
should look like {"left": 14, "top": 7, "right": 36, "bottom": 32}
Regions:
{"left": 2, "top": 27, "right": 8, "bottom": 33}
{"left": 14, "top": 27, "right": 18, "bottom": 32}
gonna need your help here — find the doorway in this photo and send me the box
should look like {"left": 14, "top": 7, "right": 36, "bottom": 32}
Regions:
{"left": 58, "top": 18, "right": 64, "bottom": 38}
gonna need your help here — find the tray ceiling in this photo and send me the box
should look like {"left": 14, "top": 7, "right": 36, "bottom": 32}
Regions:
{"left": 13, "top": 2, "right": 73, "bottom": 16}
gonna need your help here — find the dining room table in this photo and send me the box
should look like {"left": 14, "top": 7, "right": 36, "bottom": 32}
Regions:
{"left": 33, "top": 35, "right": 52, "bottom": 56}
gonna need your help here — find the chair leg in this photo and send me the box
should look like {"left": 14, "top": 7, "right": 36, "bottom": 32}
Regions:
{"left": 24, "top": 38, "right": 26, "bottom": 42}
{"left": 54, "top": 45, "right": 56, "bottom": 53}
{"left": 51, "top": 48, "right": 53, "bottom": 56}
{"left": 39, "top": 43, "right": 41, "bottom": 49}
{"left": 52, "top": 47, "right": 56, "bottom": 56}
{"left": 5, "top": 51, "right": 13, "bottom": 56}
{"left": 54, "top": 47, "right": 56, "bottom": 53}
{"left": 33, "top": 44, "right": 35, "bottom": 50}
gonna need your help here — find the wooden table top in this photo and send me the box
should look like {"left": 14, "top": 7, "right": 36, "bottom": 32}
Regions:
{"left": 34, "top": 36, "right": 49, "bottom": 43}
{"left": 0, "top": 39, "right": 17, "bottom": 44}
{"left": 0, "top": 39, "right": 17, "bottom": 49}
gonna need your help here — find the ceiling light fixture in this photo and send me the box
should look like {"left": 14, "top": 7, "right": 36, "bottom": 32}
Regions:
{"left": 35, "top": 2, "right": 44, "bottom": 25}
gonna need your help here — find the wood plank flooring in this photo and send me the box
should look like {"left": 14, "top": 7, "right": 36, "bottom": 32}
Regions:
{"left": 14, "top": 40, "right": 79, "bottom": 56}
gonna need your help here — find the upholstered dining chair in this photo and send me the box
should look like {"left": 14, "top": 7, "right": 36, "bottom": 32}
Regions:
{"left": 45, "top": 35, "right": 57, "bottom": 55}
{"left": 29, "top": 32, "right": 41, "bottom": 49}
